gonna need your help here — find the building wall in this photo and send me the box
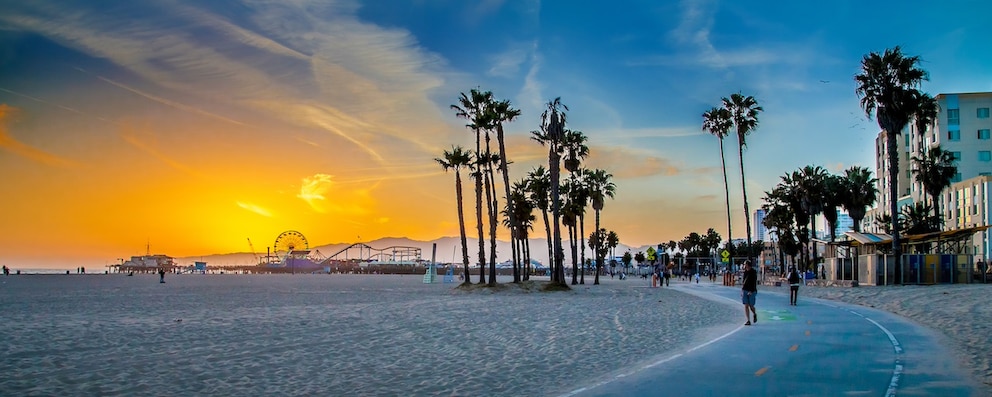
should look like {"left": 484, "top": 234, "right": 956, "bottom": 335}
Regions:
{"left": 870, "top": 92, "right": 992, "bottom": 260}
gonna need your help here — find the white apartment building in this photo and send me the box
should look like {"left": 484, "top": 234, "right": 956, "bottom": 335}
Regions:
{"left": 868, "top": 92, "right": 992, "bottom": 261}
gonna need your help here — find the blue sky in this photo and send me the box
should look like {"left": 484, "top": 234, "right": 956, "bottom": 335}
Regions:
{"left": 1, "top": 0, "right": 991, "bottom": 267}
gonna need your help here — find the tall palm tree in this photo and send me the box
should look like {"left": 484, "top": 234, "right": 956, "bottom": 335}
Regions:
{"left": 840, "top": 166, "right": 878, "bottom": 233}
{"left": 855, "top": 46, "right": 939, "bottom": 283}
{"left": 587, "top": 168, "right": 615, "bottom": 285}
{"left": 435, "top": 146, "right": 474, "bottom": 285}
{"left": 531, "top": 98, "right": 569, "bottom": 287}
{"left": 702, "top": 107, "right": 735, "bottom": 257}
{"left": 912, "top": 145, "right": 958, "bottom": 219}
{"left": 796, "top": 165, "right": 828, "bottom": 271}
{"left": 487, "top": 98, "right": 522, "bottom": 275}
{"left": 525, "top": 166, "right": 553, "bottom": 273}
{"left": 722, "top": 93, "right": 763, "bottom": 266}
{"left": 452, "top": 89, "right": 494, "bottom": 284}
{"left": 821, "top": 174, "right": 845, "bottom": 242}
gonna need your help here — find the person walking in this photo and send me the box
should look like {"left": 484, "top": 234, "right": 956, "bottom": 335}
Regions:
{"left": 741, "top": 260, "right": 758, "bottom": 325}
{"left": 787, "top": 266, "right": 802, "bottom": 306}
{"left": 158, "top": 268, "right": 166, "bottom": 283}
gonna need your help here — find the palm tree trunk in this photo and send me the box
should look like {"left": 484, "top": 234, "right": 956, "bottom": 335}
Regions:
{"left": 886, "top": 130, "right": 902, "bottom": 284}
{"left": 497, "top": 125, "right": 518, "bottom": 272}
{"left": 594, "top": 210, "right": 602, "bottom": 285}
{"left": 550, "top": 147, "right": 565, "bottom": 285}
{"left": 579, "top": 214, "right": 586, "bottom": 284}
{"left": 542, "top": 209, "right": 553, "bottom": 279}
{"left": 486, "top": 168, "right": 498, "bottom": 285}
{"left": 738, "top": 144, "right": 754, "bottom": 266}
{"left": 455, "top": 172, "right": 471, "bottom": 285}
{"left": 475, "top": 173, "right": 486, "bottom": 285}
{"left": 719, "top": 136, "right": 732, "bottom": 257}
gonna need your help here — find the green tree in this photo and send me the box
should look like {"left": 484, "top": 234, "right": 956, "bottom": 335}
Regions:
{"left": 587, "top": 169, "right": 615, "bottom": 285}
{"left": 722, "top": 93, "right": 763, "bottom": 266}
{"left": 531, "top": 98, "right": 570, "bottom": 287}
{"left": 451, "top": 89, "right": 493, "bottom": 284}
{"left": 840, "top": 166, "right": 878, "bottom": 233}
{"left": 435, "top": 146, "right": 474, "bottom": 285}
{"left": 912, "top": 145, "right": 958, "bottom": 220}
{"left": 487, "top": 97, "right": 522, "bottom": 277}
{"left": 855, "top": 46, "right": 940, "bottom": 283}
{"left": 703, "top": 106, "right": 735, "bottom": 254}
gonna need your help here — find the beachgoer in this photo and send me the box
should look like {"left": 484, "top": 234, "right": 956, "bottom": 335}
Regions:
{"left": 664, "top": 264, "right": 671, "bottom": 287}
{"left": 741, "top": 260, "right": 758, "bottom": 325}
{"left": 158, "top": 268, "right": 166, "bottom": 283}
{"left": 2, "top": 265, "right": 8, "bottom": 276}
{"left": 694, "top": 273, "right": 700, "bottom": 284}
{"left": 787, "top": 266, "right": 803, "bottom": 306}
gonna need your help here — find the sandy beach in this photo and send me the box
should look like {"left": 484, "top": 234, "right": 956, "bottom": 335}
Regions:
{"left": 0, "top": 274, "right": 739, "bottom": 396}
{"left": 763, "top": 282, "right": 992, "bottom": 393}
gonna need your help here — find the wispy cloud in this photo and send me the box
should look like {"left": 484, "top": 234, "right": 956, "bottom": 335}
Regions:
{"left": 0, "top": 104, "right": 78, "bottom": 168}
{"left": 237, "top": 201, "right": 273, "bottom": 217}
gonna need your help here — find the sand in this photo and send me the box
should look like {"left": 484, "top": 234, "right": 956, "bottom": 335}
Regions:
{"left": 765, "top": 282, "right": 992, "bottom": 392}
{"left": 0, "top": 274, "right": 738, "bottom": 396}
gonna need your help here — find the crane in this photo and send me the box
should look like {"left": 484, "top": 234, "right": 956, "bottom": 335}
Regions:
{"left": 247, "top": 238, "right": 259, "bottom": 265}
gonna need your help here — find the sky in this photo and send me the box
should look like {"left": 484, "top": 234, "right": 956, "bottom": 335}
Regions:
{"left": 2, "top": 0, "right": 991, "bottom": 269}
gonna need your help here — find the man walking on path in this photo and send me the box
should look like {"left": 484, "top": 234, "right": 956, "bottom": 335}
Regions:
{"left": 741, "top": 260, "right": 757, "bottom": 325}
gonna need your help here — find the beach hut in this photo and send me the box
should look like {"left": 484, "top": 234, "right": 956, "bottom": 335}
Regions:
{"left": 822, "top": 225, "right": 991, "bottom": 285}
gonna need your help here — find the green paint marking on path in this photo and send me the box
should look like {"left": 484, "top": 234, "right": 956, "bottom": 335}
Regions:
{"left": 760, "top": 309, "right": 797, "bottom": 321}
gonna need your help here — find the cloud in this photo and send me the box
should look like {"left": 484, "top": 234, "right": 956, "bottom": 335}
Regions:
{"left": 297, "top": 173, "right": 335, "bottom": 213}
{"left": 488, "top": 45, "right": 528, "bottom": 78}
{"left": 237, "top": 201, "right": 273, "bottom": 217}
{"left": 0, "top": 104, "right": 78, "bottom": 168}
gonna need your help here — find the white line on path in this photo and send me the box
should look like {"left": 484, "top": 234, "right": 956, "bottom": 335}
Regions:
{"left": 557, "top": 321, "right": 744, "bottom": 397}
{"left": 813, "top": 302, "right": 904, "bottom": 397}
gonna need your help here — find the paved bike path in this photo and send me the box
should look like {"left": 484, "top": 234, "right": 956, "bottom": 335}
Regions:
{"left": 563, "top": 282, "right": 980, "bottom": 396}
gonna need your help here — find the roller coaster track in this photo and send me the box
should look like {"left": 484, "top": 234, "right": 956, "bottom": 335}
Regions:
{"left": 315, "top": 243, "right": 422, "bottom": 266}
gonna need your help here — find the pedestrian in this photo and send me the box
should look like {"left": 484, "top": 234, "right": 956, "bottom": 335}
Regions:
{"left": 2, "top": 265, "right": 8, "bottom": 275}
{"left": 694, "top": 272, "right": 700, "bottom": 284}
{"left": 158, "top": 268, "right": 166, "bottom": 283}
{"left": 664, "top": 263, "right": 672, "bottom": 286}
{"left": 787, "top": 266, "right": 802, "bottom": 306}
{"left": 741, "top": 260, "right": 758, "bottom": 325}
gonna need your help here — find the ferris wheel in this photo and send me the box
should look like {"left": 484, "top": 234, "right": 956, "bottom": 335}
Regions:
{"left": 273, "top": 230, "right": 309, "bottom": 256}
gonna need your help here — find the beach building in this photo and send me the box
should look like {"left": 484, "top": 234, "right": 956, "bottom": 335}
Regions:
{"left": 835, "top": 92, "right": 992, "bottom": 284}
{"left": 119, "top": 254, "right": 175, "bottom": 273}
{"left": 867, "top": 92, "right": 992, "bottom": 262}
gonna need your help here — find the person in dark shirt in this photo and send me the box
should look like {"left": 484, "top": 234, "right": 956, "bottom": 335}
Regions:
{"left": 787, "top": 266, "right": 803, "bottom": 305}
{"left": 741, "top": 260, "right": 758, "bottom": 325}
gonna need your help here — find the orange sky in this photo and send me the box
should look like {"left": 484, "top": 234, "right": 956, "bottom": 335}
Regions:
{"left": 9, "top": 1, "right": 983, "bottom": 268}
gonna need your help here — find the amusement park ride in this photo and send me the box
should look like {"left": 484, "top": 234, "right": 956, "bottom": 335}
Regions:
{"left": 254, "top": 230, "right": 424, "bottom": 272}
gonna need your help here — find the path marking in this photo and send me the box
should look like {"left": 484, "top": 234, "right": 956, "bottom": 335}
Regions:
{"left": 755, "top": 366, "right": 770, "bottom": 377}
{"left": 557, "top": 324, "right": 744, "bottom": 397}
{"left": 789, "top": 344, "right": 799, "bottom": 352}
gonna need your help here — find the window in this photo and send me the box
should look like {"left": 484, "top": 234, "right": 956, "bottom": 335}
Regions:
{"left": 948, "top": 109, "right": 960, "bottom": 125}
{"left": 951, "top": 151, "right": 961, "bottom": 160}
{"left": 980, "top": 129, "right": 991, "bottom": 140}
{"left": 952, "top": 172, "right": 962, "bottom": 183}
{"left": 978, "top": 107, "right": 990, "bottom": 118}
{"left": 980, "top": 151, "right": 992, "bottom": 161}
{"left": 948, "top": 129, "right": 960, "bottom": 141}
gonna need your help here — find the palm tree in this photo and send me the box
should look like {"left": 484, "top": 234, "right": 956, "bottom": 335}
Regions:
{"left": 531, "top": 98, "right": 569, "bottom": 287}
{"left": 840, "top": 166, "right": 878, "bottom": 233}
{"left": 587, "top": 168, "right": 615, "bottom": 284}
{"left": 722, "top": 93, "right": 763, "bottom": 266}
{"left": 855, "top": 46, "right": 939, "bottom": 283}
{"left": 452, "top": 89, "right": 494, "bottom": 284}
{"left": 702, "top": 107, "right": 735, "bottom": 259}
{"left": 525, "top": 166, "right": 553, "bottom": 274}
{"left": 487, "top": 97, "right": 522, "bottom": 276}
{"left": 821, "top": 174, "right": 845, "bottom": 242}
{"left": 435, "top": 146, "right": 474, "bottom": 285}
{"left": 912, "top": 145, "right": 958, "bottom": 219}
{"left": 796, "top": 165, "right": 828, "bottom": 272}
